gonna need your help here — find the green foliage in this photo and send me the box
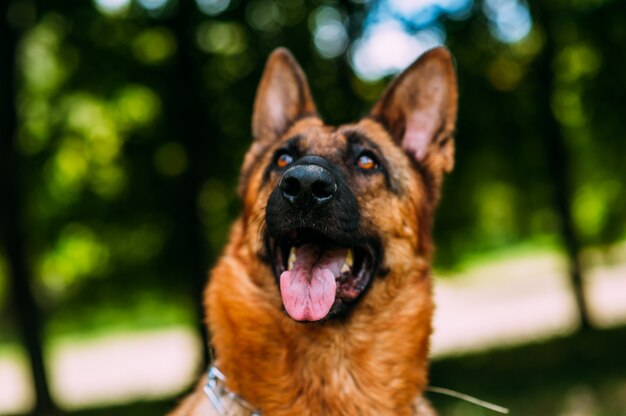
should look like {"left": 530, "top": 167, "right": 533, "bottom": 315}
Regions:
{"left": 3, "top": 0, "right": 626, "bottom": 377}
{"left": 430, "top": 326, "right": 626, "bottom": 415}
{"left": 2, "top": 0, "right": 626, "bottom": 413}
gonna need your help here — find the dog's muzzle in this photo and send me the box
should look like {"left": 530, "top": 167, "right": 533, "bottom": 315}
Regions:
{"left": 279, "top": 159, "right": 337, "bottom": 210}
{"left": 265, "top": 155, "right": 380, "bottom": 322}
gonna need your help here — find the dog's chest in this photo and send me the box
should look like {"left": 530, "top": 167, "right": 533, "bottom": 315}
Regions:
{"left": 219, "top": 334, "right": 426, "bottom": 415}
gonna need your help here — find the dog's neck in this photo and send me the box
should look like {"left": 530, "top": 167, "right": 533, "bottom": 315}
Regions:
{"left": 206, "top": 223, "right": 434, "bottom": 416}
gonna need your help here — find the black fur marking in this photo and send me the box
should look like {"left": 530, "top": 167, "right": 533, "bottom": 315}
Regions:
{"left": 265, "top": 155, "right": 360, "bottom": 241}
{"left": 263, "top": 154, "right": 388, "bottom": 320}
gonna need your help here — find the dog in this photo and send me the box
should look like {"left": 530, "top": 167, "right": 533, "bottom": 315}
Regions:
{"left": 171, "top": 46, "right": 457, "bottom": 416}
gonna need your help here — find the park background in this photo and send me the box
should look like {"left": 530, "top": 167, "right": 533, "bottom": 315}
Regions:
{"left": 2, "top": 0, "right": 626, "bottom": 414}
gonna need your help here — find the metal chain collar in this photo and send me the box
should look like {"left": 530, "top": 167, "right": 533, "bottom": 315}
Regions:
{"left": 203, "top": 366, "right": 261, "bottom": 416}
{"left": 203, "top": 364, "right": 428, "bottom": 416}
{"left": 202, "top": 365, "right": 507, "bottom": 415}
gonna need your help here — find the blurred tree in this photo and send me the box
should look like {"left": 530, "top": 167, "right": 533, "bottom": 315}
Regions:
{"left": 433, "top": 0, "right": 626, "bottom": 328}
{"left": 162, "top": 0, "right": 213, "bottom": 368}
{"left": 1, "top": 1, "right": 57, "bottom": 414}
{"left": 529, "top": 0, "right": 591, "bottom": 329}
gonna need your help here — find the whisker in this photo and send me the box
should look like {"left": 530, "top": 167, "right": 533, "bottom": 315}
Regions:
{"left": 426, "top": 386, "right": 509, "bottom": 414}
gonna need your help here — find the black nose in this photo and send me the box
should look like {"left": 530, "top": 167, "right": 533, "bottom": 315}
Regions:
{"left": 279, "top": 164, "right": 337, "bottom": 209}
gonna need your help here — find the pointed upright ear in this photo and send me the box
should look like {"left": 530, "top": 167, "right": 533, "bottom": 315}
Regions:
{"left": 252, "top": 48, "right": 317, "bottom": 144}
{"left": 371, "top": 47, "right": 458, "bottom": 176}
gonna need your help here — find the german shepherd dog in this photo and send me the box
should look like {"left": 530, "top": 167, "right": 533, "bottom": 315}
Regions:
{"left": 172, "top": 46, "right": 457, "bottom": 415}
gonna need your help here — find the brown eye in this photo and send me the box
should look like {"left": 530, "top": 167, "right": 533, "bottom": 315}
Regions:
{"left": 357, "top": 153, "right": 378, "bottom": 171}
{"left": 276, "top": 152, "right": 294, "bottom": 168}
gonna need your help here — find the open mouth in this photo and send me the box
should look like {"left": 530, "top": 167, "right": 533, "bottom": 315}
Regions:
{"left": 269, "top": 229, "right": 378, "bottom": 322}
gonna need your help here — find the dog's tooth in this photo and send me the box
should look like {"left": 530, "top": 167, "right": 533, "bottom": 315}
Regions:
{"left": 345, "top": 249, "right": 353, "bottom": 268}
{"left": 288, "top": 247, "right": 296, "bottom": 270}
{"left": 341, "top": 262, "right": 350, "bottom": 274}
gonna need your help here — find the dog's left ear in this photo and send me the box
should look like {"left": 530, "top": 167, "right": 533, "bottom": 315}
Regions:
{"left": 252, "top": 48, "right": 317, "bottom": 144}
{"left": 371, "top": 47, "right": 458, "bottom": 176}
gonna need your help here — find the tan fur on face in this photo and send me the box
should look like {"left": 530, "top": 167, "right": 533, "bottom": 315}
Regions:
{"left": 171, "top": 47, "right": 457, "bottom": 416}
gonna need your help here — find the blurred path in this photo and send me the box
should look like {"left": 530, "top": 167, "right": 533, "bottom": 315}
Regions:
{"left": 0, "top": 328, "right": 201, "bottom": 414}
{"left": 431, "top": 247, "right": 626, "bottom": 357}
{"left": 1, "top": 250, "right": 625, "bottom": 414}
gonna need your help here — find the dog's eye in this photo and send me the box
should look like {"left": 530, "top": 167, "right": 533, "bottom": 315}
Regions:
{"left": 275, "top": 151, "right": 294, "bottom": 169}
{"left": 356, "top": 152, "right": 379, "bottom": 171}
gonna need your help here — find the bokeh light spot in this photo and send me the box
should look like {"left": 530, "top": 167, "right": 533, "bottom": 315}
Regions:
{"left": 17, "top": 99, "right": 52, "bottom": 155}
{"left": 573, "top": 182, "right": 621, "bottom": 239}
{"left": 196, "top": 0, "right": 230, "bottom": 16}
{"left": 488, "top": 57, "right": 525, "bottom": 91}
{"left": 138, "top": 0, "right": 169, "bottom": 12}
{"left": 196, "top": 21, "right": 247, "bottom": 56}
{"left": 110, "top": 223, "right": 166, "bottom": 263}
{"left": 475, "top": 182, "right": 519, "bottom": 244}
{"left": 133, "top": 28, "right": 177, "bottom": 64}
{"left": 220, "top": 54, "right": 255, "bottom": 80}
{"left": 19, "top": 15, "right": 72, "bottom": 95}
{"left": 388, "top": 0, "right": 473, "bottom": 24}
{"left": 49, "top": 137, "right": 89, "bottom": 197}
{"left": 198, "top": 180, "right": 230, "bottom": 248}
{"left": 555, "top": 43, "right": 601, "bottom": 82}
{"left": 310, "top": 6, "right": 348, "bottom": 59}
{"left": 483, "top": 0, "right": 532, "bottom": 43}
{"left": 93, "top": 0, "right": 131, "bottom": 15}
{"left": 154, "top": 142, "right": 188, "bottom": 176}
{"left": 551, "top": 86, "right": 587, "bottom": 127}
{"left": 245, "top": 0, "right": 284, "bottom": 34}
{"left": 39, "top": 224, "right": 110, "bottom": 296}
{"left": 89, "top": 164, "right": 127, "bottom": 199}
{"left": 65, "top": 94, "right": 117, "bottom": 140}
{"left": 114, "top": 85, "right": 161, "bottom": 129}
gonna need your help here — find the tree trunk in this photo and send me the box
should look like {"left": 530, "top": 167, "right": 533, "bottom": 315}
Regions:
{"left": 0, "top": 2, "right": 58, "bottom": 414}
{"left": 530, "top": 2, "right": 592, "bottom": 330}
{"left": 166, "top": 1, "right": 212, "bottom": 366}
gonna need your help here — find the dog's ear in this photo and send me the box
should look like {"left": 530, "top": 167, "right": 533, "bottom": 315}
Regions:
{"left": 371, "top": 47, "right": 458, "bottom": 176}
{"left": 252, "top": 48, "right": 317, "bottom": 144}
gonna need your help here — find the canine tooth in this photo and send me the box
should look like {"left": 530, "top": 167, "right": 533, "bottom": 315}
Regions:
{"left": 345, "top": 250, "right": 353, "bottom": 268}
{"left": 288, "top": 247, "right": 296, "bottom": 270}
{"left": 341, "top": 262, "right": 350, "bottom": 274}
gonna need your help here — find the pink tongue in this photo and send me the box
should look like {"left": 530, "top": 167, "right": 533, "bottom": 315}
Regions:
{"left": 280, "top": 245, "right": 346, "bottom": 321}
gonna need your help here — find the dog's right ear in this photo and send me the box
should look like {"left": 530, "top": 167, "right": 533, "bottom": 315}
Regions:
{"left": 371, "top": 47, "right": 458, "bottom": 179}
{"left": 252, "top": 48, "right": 317, "bottom": 144}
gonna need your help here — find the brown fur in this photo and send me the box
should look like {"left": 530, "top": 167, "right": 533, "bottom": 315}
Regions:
{"left": 172, "top": 47, "right": 457, "bottom": 415}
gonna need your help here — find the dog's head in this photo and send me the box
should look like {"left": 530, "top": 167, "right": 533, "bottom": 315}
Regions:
{"left": 238, "top": 48, "right": 457, "bottom": 322}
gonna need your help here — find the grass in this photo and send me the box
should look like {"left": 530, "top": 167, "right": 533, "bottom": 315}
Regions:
{"left": 429, "top": 326, "right": 626, "bottom": 416}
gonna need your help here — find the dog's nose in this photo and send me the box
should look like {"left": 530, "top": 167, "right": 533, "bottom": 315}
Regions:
{"left": 279, "top": 164, "right": 337, "bottom": 209}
